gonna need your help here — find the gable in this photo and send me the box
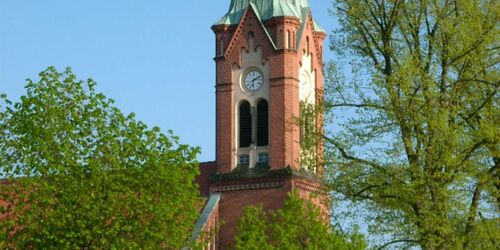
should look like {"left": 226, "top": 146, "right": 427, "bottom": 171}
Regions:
{"left": 297, "top": 11, "right": 326, "bottom": 67}
{"left": 223, "top": 3, "right": 277, "bottom": 59}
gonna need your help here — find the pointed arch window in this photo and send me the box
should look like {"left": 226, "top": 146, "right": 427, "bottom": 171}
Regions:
{"left": 257, "top": 100, "right": 269, "bottom": 146}
{"left": 239, "top": 101, "right": 252, "bottom": 148}
{"left": 248, "top": 31, "right": 255, "bottom": 50}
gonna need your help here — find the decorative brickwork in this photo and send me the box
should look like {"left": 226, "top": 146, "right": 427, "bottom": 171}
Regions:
{"left": 215, "top": 181, "right": 284, "bottom": 192}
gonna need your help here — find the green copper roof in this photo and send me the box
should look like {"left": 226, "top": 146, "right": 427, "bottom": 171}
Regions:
{"left": 215, "top": 0, "right": 325, "bottom": 33}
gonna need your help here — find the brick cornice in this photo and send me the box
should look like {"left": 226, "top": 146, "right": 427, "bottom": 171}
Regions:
{"left": 293, "top": 179, "right": 327, "bottom": 194}
{"left": 211, "top": 24, "right": 234, "bottom": 33}
{"left": 215, "top": 82, "right": 233, "bottom": 87}
{"left": 213, "top": 56, "right": 226, "bottom": 62}
{"left": 215, "top": 181, "right": 284, "bottom": 192}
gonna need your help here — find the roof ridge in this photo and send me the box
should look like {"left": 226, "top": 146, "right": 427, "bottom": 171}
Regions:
{"left": 214, "top": 0, "right": 324, "bottom": 33}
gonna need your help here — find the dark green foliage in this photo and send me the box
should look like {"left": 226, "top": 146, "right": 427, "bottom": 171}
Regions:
{"left": 211, "top": 166, "right": 293, "bottom": 182}
{"left": 234, "top": 192, "right": 366, "bottom": 250}
{"left": 0, "top": 67, "right": 201, "bottom": 249}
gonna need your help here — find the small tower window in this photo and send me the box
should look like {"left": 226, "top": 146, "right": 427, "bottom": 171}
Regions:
{"left": 257, "top": 100, "right": 269, "bottom": 146}
{"left": 248, "top": 32, "right": 255, "bottom": 50}
{"left": 239, "top": 154, "right": 250, "bottom": 166}
{"left": 239, "top": 101, "right": 252, "bottom": 148}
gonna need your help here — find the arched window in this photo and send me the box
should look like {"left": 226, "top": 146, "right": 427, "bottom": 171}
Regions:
{"left": 286, "top": 30, "right": 291, "bottom": 49}
{"left": 239, "top": 101, "right": 252, "bottom": 148}
{"left": 257, "top": 100, "right": 269, "bottom": 146}
{"left": 218, "top": 37, "right": 224, "bottom": 56}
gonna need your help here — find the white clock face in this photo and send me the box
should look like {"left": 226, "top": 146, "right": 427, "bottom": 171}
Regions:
{"left": 300, "top": 72, "right": 312, "bottom": 98}
{"left": 244, "top": 70, "right": 263, "bottom": 91}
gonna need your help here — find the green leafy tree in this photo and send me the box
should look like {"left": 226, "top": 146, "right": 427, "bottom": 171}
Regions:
{"left": 234, "top": 192, "right": 366, "bottom": 250}
{"left": 234, "top": 205, "right": 270, "bottom": 250}
{"left": 0, "top": 67, "right": 202, "bottom": 249}
{"left": 326, "top": 0, "right": 499, "bottom": 249}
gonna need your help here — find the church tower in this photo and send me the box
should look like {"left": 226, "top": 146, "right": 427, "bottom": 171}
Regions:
{"left": 197, "top": 1, "right": 327, "bottom": 248}
{"left": 213, "top": 0, "right": 326, "bottom": 173}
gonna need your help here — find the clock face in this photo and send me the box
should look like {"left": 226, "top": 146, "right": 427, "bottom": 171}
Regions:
{"left": 300, "top": 72, "right": 312, "bottom": 98}
{"left": 244, "top": 70, "right": 263, "bottom": 91}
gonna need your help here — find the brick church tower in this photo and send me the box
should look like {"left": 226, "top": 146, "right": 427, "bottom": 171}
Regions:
{"left": 195, "top": 0, "right": 327, "bottom": 248}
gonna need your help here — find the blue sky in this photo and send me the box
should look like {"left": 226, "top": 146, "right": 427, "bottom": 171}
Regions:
{"left": 0, "top": 0, "right": 336, "bottom": 162}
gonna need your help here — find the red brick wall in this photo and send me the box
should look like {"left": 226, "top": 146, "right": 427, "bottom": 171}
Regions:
{"left": 196, "top": 162, "right": 217, "bottom": 197}
{"left": 216, "top": 178, "right": 292, "bottom": 249}
{"left": 210, "top": 176, "right": 329, "bottom": 249}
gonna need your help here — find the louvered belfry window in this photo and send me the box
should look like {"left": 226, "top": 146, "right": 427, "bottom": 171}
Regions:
{"left": 239, "top": 101, "right": 252, "bottom": 148}
{"left": 257, "top": 100, "right": 269, "bottom": 146}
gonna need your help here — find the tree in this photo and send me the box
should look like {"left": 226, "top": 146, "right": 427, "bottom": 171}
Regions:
{"left": 234, "top": 192, "right": 367, "bottom": 250}
{"left": 0, "top": 67, "right": 202, "bottom": 249}
{"left": 326, "top": 0, "right": 499, "bottom": 249}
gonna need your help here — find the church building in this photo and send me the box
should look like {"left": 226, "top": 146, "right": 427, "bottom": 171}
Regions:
{"left": 194, "top": 0, "right": 328, "bottom": 248}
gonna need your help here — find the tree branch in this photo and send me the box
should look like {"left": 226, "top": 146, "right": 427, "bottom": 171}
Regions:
{"left": 449, "top": 23, "right": 495, "bottom": 65}
{"left": 463, "top": 162, "right": 499, "bottom": 249}
{"left": 327, "top": 102, "right": 386, "bottom": 110}
{"left": 456, "top": 139, "right": 487, "bottom": 169}
{"left": 377, "top": 239, "right": 419, "bottom": 249}
{"left": 323, "top": 136, "right": 388, "bottom": 175}
{"left": 461, "top": 89, "right": 498, "bottom": 123}
{"left": 352, "top": 183, "right": 385, "bottom": 198}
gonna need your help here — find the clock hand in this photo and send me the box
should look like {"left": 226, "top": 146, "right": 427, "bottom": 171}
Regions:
{"left": 251, "top": 76, "right": 261, "bottom": 82}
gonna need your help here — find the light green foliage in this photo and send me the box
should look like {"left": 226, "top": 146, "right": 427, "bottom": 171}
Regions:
{"left": 299, "top": 101, "right": 324, "bottom": 174}
{"left": 0, "top": 67, "right": 201, "bottom": 249}
{"left": 234, "top": 206, "right": 270, "bottom": 250}
{"left": 327, "top": 0, "right": 499, "bottom": 249}
{"left": 234, "top": 192, "right": 366, "bottom": 250}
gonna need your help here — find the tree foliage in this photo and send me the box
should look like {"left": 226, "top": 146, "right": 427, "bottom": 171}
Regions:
{"left": 326, "top": 0, "right": 499, "bottom": 249}
{"left": 0, "top": 67, "right": 202, "bottom": 249}
{"left": 234, "top": 192, "right": 366, "bottom": 250}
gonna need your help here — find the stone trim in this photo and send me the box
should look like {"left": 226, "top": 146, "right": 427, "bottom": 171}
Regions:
{"left": 191, "top": 193, "right": 221, "bottom": 241}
